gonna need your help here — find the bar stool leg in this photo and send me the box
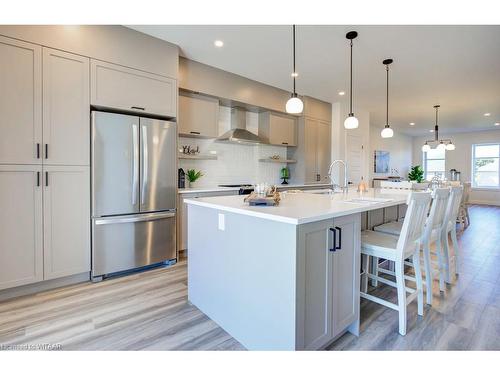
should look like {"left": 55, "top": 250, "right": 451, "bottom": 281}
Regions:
{"left": 395, "top": 261, "right": 407, "bottom": 336}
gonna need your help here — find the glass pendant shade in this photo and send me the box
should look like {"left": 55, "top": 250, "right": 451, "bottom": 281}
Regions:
{"left": 422, "top": 143, "right": 431, "bottom": 152}
{"left": 344, "top": 115, "right": 359, "bottom": 129}
{"left": 437, "top": 142, "right": 447, "bottom": 152}
{"left": 446, "top": 143, "right": 456, "bottom": 151}
{"left": 286, "top": 95, "right": 304, "bottom": 114}
{"left": 381, "top": 126, "right": 394, "bottom": 138}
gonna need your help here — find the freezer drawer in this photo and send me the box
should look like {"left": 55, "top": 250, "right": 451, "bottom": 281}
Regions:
{"left": 92, "top": 212, "right": 176, "bottom": 277}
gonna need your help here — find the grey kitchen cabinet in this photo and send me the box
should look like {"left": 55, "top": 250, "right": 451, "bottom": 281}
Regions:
{"left": 177, "top": 190, "right": 239, "bottom": 252}
{"left": 288, "top": 117, "right": 331, "bottom": 184}
{"left": 43, "top": 48, "right": 90, "bottom": 166}
{"left": 301, "top": 118, "right": 331, "bottom": 183}
{"left": 0, "top": 36, "right": 42, "bottom": 165}
{"left": 0, "top": 165, "right": 90, "bottom": 290}
{"left": 0, "top": 165, "right": 43, "bottom": 290}
{"left": 43, "top": 166, "right": 90, "bottom": 280}
{"left": 296, "top": 213, "right": 360, "bottom": 349}
{"left": 91, "top": 59, "right": 177, "bottom": 118}
{"left": 316, "top": 120, "right": 331, "bottom": 183}
{"left": 178, "top": 93, "right": 219, "bottom": 138}
{"left": 258, "top": 112, "right": 297, "bottom": 146}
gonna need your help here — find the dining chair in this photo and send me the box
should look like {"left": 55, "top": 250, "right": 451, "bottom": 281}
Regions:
{"left": 360, "top": 191, "right": 431, "bottom": 335}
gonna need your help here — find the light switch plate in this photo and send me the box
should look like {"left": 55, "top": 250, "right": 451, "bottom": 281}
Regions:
{"left": 218, "top": 213, "right": 225, "bottom": 231}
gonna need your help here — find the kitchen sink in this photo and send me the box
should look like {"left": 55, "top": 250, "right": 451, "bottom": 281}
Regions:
{"left": 344, "top": 197, "right": 394, "bottom": 204}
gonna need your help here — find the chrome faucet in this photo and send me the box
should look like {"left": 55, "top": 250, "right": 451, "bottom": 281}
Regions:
{"left": 328, "top": 160, "right": 349, "bottom": 193}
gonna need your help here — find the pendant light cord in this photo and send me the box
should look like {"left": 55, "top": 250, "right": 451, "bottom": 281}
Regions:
{"left": 349, "top": 39, "right": 353, "bottom": 114}
{"left": 292, "top": 25, "right": 296, "bottom": 95}
{"left": 435, "top": 106, "right": 439, "bottom": 141}
{"left": 386, "top": 65, "right": 389, "bottom": 126}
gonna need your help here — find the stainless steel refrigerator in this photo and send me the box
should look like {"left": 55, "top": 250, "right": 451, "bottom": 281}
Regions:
{"left": 91, "top": 111, "right": 177, "bottom": 280}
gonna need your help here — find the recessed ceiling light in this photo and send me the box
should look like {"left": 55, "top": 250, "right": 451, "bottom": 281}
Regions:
{"left": 214, "top": 40, "right": 224, "bottom": 47}
{"left": 338, "top": 91, "right": 345, "bottom": 96}
{"left": 291, "top": 72, "right": 298, "bottom": 77}
{"left": 484, "top": 113, "right": 491, "bottom": 117}
{"left": 409, "top": 122, "right": 415, "bottom": 126}
{"left": 430, "top": 129, "right": 434, "bottom": 133}
{"left": 495, "top": 122, "right": 500, "bottom": 126}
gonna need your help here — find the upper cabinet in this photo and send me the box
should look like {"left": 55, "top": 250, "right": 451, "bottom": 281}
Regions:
{"left": 259, "top": 112, "right": 297, "bottom": 146}
{"left": 178, "top": 93, "right": 219, "bottom": 138}
{"left": 0, "top": 36, "right": 42, "bottom": 165}
{"left": 91, "top": 59, "right": 177, "bottom": 118}
{"left": 43, "top": 48, "right": 90, "bottom": 166}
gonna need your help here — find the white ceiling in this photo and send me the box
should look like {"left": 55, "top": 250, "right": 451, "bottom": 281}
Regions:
{"left": 128, "top": 25, "right": 500, "bottom": 136}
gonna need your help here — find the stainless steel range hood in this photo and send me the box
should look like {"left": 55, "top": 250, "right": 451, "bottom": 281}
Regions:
{"left": 216, "top": 107, "right": 263, "bottom": 144}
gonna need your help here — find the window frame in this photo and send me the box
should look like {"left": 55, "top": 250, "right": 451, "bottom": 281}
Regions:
{"left": 422, "top": 148, "right": 446, "bottom": 181}
{"left": 471, "top": 143, "right": 500, "bottom": 190}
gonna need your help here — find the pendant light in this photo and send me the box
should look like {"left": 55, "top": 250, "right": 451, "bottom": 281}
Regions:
{"left": 380, "top": 59, "right": 394, "bottom": 138}
{"left": 421, "top": 105, "right": 455, "bottom": 152}
{"left": 344, "top": 31, "right": 359, "bottom": 129}
{"left": 285, "top": 25, "right": 304, "bottom": 114}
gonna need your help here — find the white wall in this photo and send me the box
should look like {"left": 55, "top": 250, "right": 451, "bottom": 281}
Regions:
{"left": 179, "top": 106, "right": 287, "bottom": 187}
{"left": 412, "top": 129, "right": 500, "bottom": 205}
{"left": 370, "top": 126, "right": 413, "bottom": 182}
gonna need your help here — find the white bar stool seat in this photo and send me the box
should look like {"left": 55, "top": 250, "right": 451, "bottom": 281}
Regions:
{"left": 360, "top": 191, "right": 431, "bottom": 336}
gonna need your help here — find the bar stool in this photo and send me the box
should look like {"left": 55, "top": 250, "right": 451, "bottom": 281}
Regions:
{"left": 360, "top": 191, "right": 431, "bottom": 335}
{"left": 372, "top": 188, "right": 450, "bottom": 305}
{"left": 442, "top": 186, "right": 463, "bottom": 281}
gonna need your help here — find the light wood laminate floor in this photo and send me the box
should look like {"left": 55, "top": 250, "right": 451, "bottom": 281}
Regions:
{"left": 0, "top": 205, "right": 499, "bottom": 350}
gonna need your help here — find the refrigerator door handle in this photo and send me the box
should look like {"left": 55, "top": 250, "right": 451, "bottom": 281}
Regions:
{"left": 132, "top": 124, "right": 139, "bottom": 206}
{"left": 141, "top": 124, "right": 148, "bottom": 205}
{"left": 94, "top": 212, "right": 175, "bottom": 225}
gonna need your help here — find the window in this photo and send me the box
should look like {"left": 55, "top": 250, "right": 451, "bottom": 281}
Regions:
{"left": 472, "top": 144, "right": 500, "bottom": 188}
{"left": 423, "top": 148, "right": 446, "bottom": 180}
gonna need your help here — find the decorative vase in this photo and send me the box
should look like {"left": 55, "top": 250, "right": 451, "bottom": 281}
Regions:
{"left": 188, "top": 180, "right": 198, "bottom": 188}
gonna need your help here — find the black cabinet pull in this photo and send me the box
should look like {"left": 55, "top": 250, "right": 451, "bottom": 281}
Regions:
{"left": 329, "top": 228, "right": 337, "bottom": 252}
{"left": 131, "top": 106, "right": 145, "bottom": 111}
{"left": 36, "top": 171, "right": 40, "bottom": 187}
{"left": 335, "top": 226, "right": 342, "bottom": 250}
{"left": 36, "top": 143, "right": 40, "bottom": 159}
{"left": 45, "top": 171, "right": 48, "bottom": 187}
{"left": 190, "top": 131, "right": 201, "bottom": 135}
{"left": 282, "top": 142, "right": 288, "bottom": 145}
{"left": 45, "top": 144, "right": 48, "bottom": 159}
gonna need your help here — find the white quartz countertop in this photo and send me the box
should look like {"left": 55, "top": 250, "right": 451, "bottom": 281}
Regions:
{"left": 178, "top": 183, "right": 332, "bottom": 195}
{"left": 184, "top": 188, "right": 411, "bottom": 225}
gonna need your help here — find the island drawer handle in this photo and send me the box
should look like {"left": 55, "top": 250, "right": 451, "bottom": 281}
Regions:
{"left": 335, "top": 226, "right": 342, "bottom": 250}
{"left": 329, "top": 227, "right": 337, "bottom": 252}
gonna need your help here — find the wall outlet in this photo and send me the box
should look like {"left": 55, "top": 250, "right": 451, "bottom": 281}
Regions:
{"left": 218, "top": 213, "right": 225, "bottom": 231}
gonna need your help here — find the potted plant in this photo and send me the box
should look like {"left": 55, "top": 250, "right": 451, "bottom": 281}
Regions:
{"left": 186, "top": 169, "right": 203, "bottom": 188}
{"left": 408, "top": 165, "right": 424, "bottom": 183}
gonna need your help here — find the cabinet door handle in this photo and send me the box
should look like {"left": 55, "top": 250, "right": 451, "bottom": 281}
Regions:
{"left": 45, "top": 144, "right": 48, "bottom": 159}
{"left": 190, "top": 131, "right": 200, "bottom": 135}
{"left": 335, "top": 226, "right": 342, "bottom": 250}
{"left": 329, "top": 227, "right": 337, "bottom": 252}
{"left": 36, "top": 171, "right": 40, "bottom": 187}
{"left": 45, "top": 171, "right": 49, "bottom": 187}
{"left": 282, "top": 142, "right": 288, "bottom": 145}
{"left": 131, "top": 106, "right": 145, "bottom": 111}
{"left": 36, "top": 143, "right": 40, "bottom": 159}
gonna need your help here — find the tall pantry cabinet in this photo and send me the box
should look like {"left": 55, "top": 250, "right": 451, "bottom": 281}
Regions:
{"left": 0, "top": 36, "right": 90, "bottom": 290}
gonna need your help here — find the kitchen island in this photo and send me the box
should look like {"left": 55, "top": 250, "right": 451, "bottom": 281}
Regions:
{"left": 185, "top": 189, "right": 410, "bottom": 350}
